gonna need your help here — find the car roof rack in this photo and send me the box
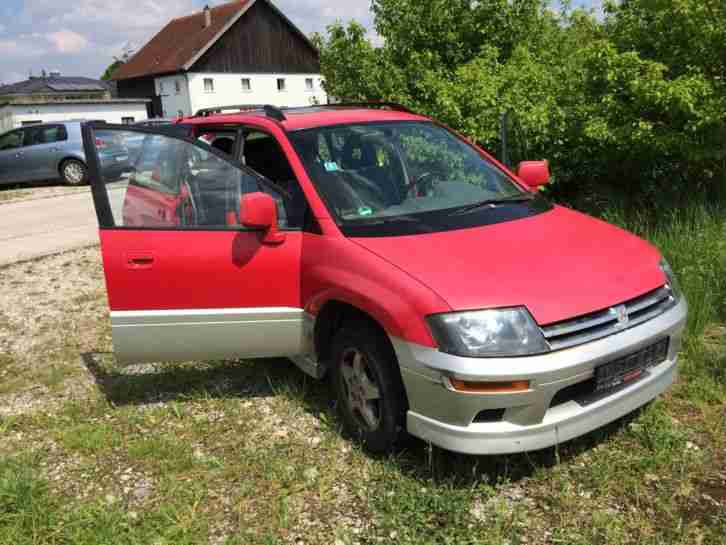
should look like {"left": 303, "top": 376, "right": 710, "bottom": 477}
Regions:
{"left": 193, "top": 102, "right": 416, "bottom": 122}
{"left": 195, "top": 104, "right": 287, "bottom": 121}
{"left": 324, "top": 102, "right": 415, "bottom": 114}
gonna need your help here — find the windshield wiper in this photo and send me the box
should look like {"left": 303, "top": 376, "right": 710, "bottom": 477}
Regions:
{"left": 449, "top": 195, "right": 535, "bottom": 216}
{"left": 343, "top": 213, "right": 422, "bottom": 225}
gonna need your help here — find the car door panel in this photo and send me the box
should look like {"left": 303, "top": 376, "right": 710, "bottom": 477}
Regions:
{"left": 84, "top": 123, "right": 303, "bottom": 365}
{"left": 101, "top": 229, "right": 303, "bottom": 364}
{"left": 21, "top": 126, "right": 60, "bottom": 180}
{"left": 0, "top": 130, "right": 25, "bottom": 184}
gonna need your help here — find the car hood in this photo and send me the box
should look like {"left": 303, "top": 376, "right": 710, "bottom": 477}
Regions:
{"left": 351, "top": 206, "right": 666, "bottom": 325}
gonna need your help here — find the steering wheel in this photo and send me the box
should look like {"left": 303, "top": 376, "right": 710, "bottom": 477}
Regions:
{"left": 407, "top": 171, "right": 442, "bottom": 198}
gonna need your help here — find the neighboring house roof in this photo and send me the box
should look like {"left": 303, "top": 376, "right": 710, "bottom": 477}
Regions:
{"left": 0, "top": 76, "right": 109, "bottom": 96}
{"left": 0, "top": 99, "right": 150, "bottom": 107}
{"left": 111, "top": 0, "right": 318, "bottom": 81}
{"left": 112, "top": 1, "right": 250, "bottom": 80}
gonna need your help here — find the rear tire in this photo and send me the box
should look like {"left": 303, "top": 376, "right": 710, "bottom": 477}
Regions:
{"left": 330, "top": 320, "right": 408, "bottom": 453}
{"left": 60, "top": 159, "right": 87, "bottom": 186}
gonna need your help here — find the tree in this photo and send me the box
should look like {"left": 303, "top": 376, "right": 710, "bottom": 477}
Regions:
{"left": 100, "top": 43, "right": 135, "bottom": 81}
{"left": 316, "top": 0, "right": 726, "bottom": 204}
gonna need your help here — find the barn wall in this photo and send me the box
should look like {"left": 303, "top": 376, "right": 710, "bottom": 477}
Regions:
{"left": 192, "top": 0, "right": 320, "bottom": 74}
{"left": 186, "top": 72, "right": 326, "bottom": 114}
{"left": 116, "top": 77, "right": 161, "bottom": 117}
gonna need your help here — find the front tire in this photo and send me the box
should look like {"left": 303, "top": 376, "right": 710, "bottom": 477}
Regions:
{"left": 60, "top": 159, "right": 87, "bottom": 186}
{"left": 331, "top": 320, "right": 408, "bottom": 453}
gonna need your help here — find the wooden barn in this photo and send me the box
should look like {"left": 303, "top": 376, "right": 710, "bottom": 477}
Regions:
{"left": 112, "top": 0, "right": 327, "bottom": 118}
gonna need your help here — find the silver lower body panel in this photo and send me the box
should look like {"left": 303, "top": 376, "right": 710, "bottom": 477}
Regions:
{"left": 111, "top": 307, "right": 304, "bottom": 364}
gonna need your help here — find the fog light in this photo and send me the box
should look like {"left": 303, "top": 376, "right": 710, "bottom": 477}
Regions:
{"left": 448, "top": 378, "right": 530, "bottom": 393}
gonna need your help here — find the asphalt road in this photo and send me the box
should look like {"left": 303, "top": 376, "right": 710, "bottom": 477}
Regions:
{"left": 0, "top": 182, "right": 127, "bottom": 266}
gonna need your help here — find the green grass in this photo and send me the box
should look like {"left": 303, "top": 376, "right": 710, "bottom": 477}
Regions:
{"left": 0, "top": 200, "right": 724, "bottom": 544}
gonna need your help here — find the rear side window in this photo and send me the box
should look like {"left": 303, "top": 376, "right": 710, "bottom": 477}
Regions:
{"left": 0, "top": 131, "right": 23, "bottom": 150}
{"left": 129, "top": 134, "right": 179, "bottom": 194}
{"left": 23, "top": 125, "right": 68, "bottom": 146}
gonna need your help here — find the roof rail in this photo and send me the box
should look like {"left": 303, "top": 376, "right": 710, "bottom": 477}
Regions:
{"left": 326, "top": 102, "right": 416, "bottom": 114}
{"left": 194, "top": 104, "right": 287, "bottom": 121}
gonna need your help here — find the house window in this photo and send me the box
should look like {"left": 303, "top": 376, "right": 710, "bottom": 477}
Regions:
{"left": 204, "top": 78, "right": 214, "bottom": 93}
{"left": 277, "top": 78, "right": 286, "bottom": 92}
{"left": 305, "top": 78, "right": 314, "bottom": 91}
{"left": 175, "top": 80, "right": 181, "bottom": 94}
{"left": 241, "top": 78, "right": 251, "bottom": 92}
{"left": 122, "top": 117, "right": 135, "bottom": 124}
{"left": 159, "top": 81, "right": 165, "bottom": 93}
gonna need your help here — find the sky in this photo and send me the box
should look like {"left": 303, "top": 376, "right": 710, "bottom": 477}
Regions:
{"left": 0, "top": 0, "right": 597, "bottom": 85}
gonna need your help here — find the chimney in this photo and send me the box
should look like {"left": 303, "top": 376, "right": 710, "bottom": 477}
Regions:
{"left": 203, "top": 5, "right": 212, "bottom": 28}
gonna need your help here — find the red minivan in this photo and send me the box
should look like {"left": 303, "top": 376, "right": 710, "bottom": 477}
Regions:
{"left": 83, "top": 104, "right": 687, "bottom": 454}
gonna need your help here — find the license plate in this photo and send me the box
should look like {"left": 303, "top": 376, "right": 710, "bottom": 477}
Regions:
{"left": 594, "top": 338, "right": 669, "bottom": 393}
{"left": 116, "top": 155, "right": 128, "bottom": 162}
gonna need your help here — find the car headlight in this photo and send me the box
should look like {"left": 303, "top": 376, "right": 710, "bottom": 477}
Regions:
{"left": 659, "top": 258, "right": 682, "bottom": 302}
{"left": 426, "top": 307, "right": 550, "bottom": 357}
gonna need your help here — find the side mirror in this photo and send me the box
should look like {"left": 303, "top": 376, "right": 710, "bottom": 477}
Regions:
{"left": 516, "top": 160, "right": 550, "bottom": 189}
{"left": 239, "top": 192, "right": 285, "bottom": 244}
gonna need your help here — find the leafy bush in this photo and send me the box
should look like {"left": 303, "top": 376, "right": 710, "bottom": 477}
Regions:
{"left": 315, "top": 0, "right": 726, "bottom": 205}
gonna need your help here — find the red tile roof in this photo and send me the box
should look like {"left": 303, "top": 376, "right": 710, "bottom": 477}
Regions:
{"left": 111, "top": 1, "right": 251, "bottom": 81}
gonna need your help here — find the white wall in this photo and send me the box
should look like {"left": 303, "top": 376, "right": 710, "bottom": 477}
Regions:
{"left": 1, "top": 102, "right": 149, "bottom": 131}
{"left": 184, "top": 72, "right": 327, "bottom": 115}
{"left": 156, "top": 74, "right": 193, "bottom": 118}
{"left": 0, "top": 107, "right": 13, "bottom": 132}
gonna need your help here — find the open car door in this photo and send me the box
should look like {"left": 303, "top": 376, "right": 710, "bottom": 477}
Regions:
{"left": 82, "top": 122, "right": 304, "bottom": 364}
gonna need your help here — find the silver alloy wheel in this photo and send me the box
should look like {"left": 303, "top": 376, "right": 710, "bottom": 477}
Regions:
{"left": 340, "top": 347, "right": 382, "bottom": 431}
{"left": 63, "top": 161, "right": 84, "bottom": 185}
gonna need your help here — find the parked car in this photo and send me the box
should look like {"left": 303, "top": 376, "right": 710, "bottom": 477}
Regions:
{"left": 82, "top": 104, "right": 687, "bottom": 455}
{"left": 0, "top": 120, "right": 130, "bottom": 186}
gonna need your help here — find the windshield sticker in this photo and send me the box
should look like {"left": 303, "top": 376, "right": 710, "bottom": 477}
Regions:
{"left": 324, "top": 161, "right": 339, "bottom": 172}
{"left": 357, "top": 206, "right": 374, "bottom": 216}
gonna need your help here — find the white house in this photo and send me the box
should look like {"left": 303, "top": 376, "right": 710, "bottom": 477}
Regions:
{"left": 0, "top": 76, "right": 149, "bottom": 132}
{"left": 112, "top": 0, "right": 327, "bottom": 118}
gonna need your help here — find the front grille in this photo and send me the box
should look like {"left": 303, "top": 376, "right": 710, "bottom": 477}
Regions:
{"left": 549, "top": 338, "right": 670, "bottom": 408}
{"left": 540, "top": 286, "right": 676, "bottom": 351}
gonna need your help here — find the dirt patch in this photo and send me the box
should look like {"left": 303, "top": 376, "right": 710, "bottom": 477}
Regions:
{"left": 0, "top": 246, "right": 107, "bottom": 415}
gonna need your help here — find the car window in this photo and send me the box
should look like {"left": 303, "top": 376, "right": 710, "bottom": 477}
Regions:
{"left": 94, "top": 128, "right": 289, "bottom": 230}
{"left": 0, "top": 131, "right": 23, "bottom": 151}
{"left": 23, "top": 125, "right": 69, "bottom": 147}
{"left": 242, "top": 129, "right": 308, "bottom": 228}
{"left": 289, "top": 121, "right": 526, "bottom": 226}
{"left": 198, "top": 131, "right": 237, "bottom": 157}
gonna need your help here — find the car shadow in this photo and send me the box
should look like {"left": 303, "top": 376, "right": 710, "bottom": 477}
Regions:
{"left": 81, "top": 352, "right": 331, "bottom": 410}
{"left": 0, "top": 179, "right": 60, "bottom": 192}
{"left": 81, "top": 351, "right": 643, "bottom": 486}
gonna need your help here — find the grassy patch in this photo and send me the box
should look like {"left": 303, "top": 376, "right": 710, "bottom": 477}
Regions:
{"left": 0, "top": 202, "right": 724, "bottom": 543}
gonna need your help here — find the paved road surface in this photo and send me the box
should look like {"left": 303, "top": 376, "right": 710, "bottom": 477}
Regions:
{"left": 0, "top": 182, "right": 127, "bottom": 266}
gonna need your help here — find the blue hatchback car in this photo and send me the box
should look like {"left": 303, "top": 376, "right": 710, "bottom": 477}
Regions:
{"left": 0, "top": 120, "right": 130, "bottom": 186}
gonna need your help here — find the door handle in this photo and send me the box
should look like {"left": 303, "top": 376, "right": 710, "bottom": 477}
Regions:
{"left": 126, "top": 253, "right": 154, "bottom": 269}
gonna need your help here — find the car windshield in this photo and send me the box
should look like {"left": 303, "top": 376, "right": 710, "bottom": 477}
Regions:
{"left": 288, "top": 121, "right": 528, "bottom": 225}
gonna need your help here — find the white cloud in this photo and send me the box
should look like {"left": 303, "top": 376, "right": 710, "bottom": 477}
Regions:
{"left": 47, "top": 29, "right": 89, "bottom": 53}
{"left": 0, "top": 35, "right": 49, "bottom": 58}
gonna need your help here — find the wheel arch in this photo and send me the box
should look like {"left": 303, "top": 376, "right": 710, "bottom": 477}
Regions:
{"left": 57, "top": 155, "right": 86, "bottom": 175}
{"left": 313, "top": 299, "right": 399, "bottom": 375}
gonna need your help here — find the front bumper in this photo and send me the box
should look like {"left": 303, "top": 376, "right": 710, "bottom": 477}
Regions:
{"left": 393, "top": 298, "right": 688, "bottom": 455}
